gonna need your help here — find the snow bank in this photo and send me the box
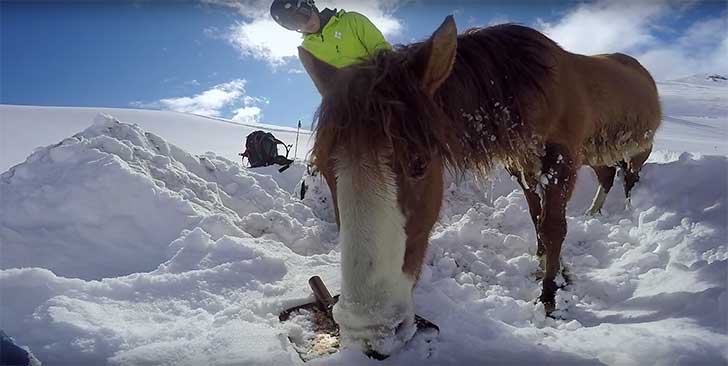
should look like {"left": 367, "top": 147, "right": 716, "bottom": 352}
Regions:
{"left": 1, "top": 114, "right": 340, "bottom": 365}
{"left": 1, "top": 111, "right": 726, "bottom": 365}
{"left": 1, "top": 114, "right": 331, "bottom": 279}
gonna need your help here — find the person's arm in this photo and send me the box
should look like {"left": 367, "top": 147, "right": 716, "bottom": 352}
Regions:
{"left": 347, "top": 12, "right": 392, "bottom": 55}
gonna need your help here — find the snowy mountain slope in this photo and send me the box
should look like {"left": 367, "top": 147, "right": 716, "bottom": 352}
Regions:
{"left": 0, "top": 105, "right": 314, "bottom": 173}
{"left": 1, "top": 75, "right": 727, "bottom": 365}
{"left": 654, "top": 73, "right": 728, "bottom": 156}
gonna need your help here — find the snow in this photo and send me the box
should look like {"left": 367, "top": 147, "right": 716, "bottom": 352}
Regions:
{"left": 0, "top": 105, "right": 314, "bottom": 173}
{"left": 653, "top": 73, "right": 728, "bottom": 157}
{"left": 1, "top": 74, "right": 727, "bottom": 365}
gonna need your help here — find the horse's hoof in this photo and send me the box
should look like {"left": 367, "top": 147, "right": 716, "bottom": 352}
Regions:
{"left": 539, "top": 280, "right": 558, "bottom": 314}
{"left": 538, "top": 291, "right": 556, "bottom": 313}
{"left": 542, "top": 300, "right": 556, "bottom": 315}
{"left": 414, "top": 314, "right": 440, "bottom": 333}
{"left": 365, "top": 349, "right": 389, "bottom": 361}
{"left": 585, "top": 209, "right": 602, "bottom": 217}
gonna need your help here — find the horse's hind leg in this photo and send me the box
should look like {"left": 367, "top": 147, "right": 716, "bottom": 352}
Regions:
{"left": 619, "top": 145, "right": 653, "bottom": 208}
{"left": 538, "top": 144, "right": 577, "bottom": 314}
{"left": 586, "top": 165, "right": 617, "bottom": 215}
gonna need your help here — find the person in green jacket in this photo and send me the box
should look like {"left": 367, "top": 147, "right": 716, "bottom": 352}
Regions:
{"left": 270, "top": 0, "right": 392, "bottom": 69}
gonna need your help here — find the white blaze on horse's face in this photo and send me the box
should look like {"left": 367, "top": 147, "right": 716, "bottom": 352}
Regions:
{"left": 332, "top": 154, "right": 417, "bottom": 355}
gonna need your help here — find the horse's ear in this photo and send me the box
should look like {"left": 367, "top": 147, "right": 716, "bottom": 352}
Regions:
{"left": 415, "top": 15, "right": 457, "bottom": 96}
{"left": 298, "top": 46, "right": 339, "bottom": 96}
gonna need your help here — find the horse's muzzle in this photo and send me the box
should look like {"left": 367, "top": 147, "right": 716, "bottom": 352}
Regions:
{"left": 334, "top": 303, "right": 417, "bottom": 358}
{"left": 361, "top": 321, "right": 415, "bottom": 360}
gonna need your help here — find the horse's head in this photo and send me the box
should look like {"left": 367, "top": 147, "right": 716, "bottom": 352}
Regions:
{"left": 305, "top": 16, "right": 460, "bottom": 356}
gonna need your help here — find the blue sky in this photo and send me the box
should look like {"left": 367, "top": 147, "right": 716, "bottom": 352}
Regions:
{"left": 2, "top": 1, "right": 726, "bottom": 128}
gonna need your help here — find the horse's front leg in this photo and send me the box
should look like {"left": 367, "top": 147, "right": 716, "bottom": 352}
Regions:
{"left": 538, "top": 144, "right": 577, "bottom": 313}
{"left": 507, "top": 167, "right": 545, "bottom": 268}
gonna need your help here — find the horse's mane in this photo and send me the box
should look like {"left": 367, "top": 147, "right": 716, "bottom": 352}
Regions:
{"left": 313, "top": 24, "right": 557, "bottom": 175}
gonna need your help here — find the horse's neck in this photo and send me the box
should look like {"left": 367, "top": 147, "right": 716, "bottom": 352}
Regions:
{"left": 437, "top": 73, "right": 537, "bottom": 171}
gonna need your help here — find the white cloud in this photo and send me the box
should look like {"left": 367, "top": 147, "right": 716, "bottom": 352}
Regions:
{"left": 227, "top": 18, "right": 304, "bottom": 66}
{"left": 200, "top": 0, "right": 271, "bottom": 18}
{"left": 332, "top": 0, "right": 402, "bottom": 36}
{"left": 156, "top": 79, "right": 245, "bottom": 116}
{"left": 538, "top": 1, "right": 668, "bottom": 55}
{"left": 638, "top": 17, "right": 728, "bottom": 80}
{"left": 538, "top": 0, "right": 728, "bottom": 80}
{"left": 242, "top": 95, "right": 269, "bottom": 106}
{"left": 133, "top": 79, "right": 264, "bottom": 122}
{"left": 210, "top": 0, "right": 404, "bottom": 66}
{"left": 232, "top": 106, "right": 262, "bottom": 123}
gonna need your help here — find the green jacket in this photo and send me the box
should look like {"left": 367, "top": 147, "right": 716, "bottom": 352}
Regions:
{"left": 302, "top": 10, "right": 391, "bottom": 68}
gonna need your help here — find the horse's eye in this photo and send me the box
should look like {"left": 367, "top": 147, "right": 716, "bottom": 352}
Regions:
{"left": 410, "top": 157, "right": 429, "bottom": 179}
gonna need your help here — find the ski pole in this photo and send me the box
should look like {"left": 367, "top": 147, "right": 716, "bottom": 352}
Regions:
{"left": 294, "top": 120, "right": 301, "bottom": 159}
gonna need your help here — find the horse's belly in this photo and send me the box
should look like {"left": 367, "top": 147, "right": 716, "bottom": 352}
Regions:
{"left": 581, "top": 123, "right": 655, "bottom": 166}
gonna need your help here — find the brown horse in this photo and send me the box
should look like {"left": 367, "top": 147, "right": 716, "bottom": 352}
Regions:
{"left": 301, "top": 16, "right": 660, "bottom": 357}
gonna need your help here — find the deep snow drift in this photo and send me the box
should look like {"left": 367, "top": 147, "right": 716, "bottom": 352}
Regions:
{"left": 1, "top": 75, "right": 727, "bottom": 365}
{"left": 1, "top": 114, "right": 339, "bottom": 365}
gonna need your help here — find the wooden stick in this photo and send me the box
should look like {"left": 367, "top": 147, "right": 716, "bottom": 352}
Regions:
{"left": 309, "top": 276, "right": 335, "bottom": 310}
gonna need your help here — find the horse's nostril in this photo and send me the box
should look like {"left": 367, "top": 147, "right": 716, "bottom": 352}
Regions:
{"left": 365, "top": 349, "right": 389, "bottom": 361}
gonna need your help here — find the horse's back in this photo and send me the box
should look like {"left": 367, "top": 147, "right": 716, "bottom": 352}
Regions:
{"left": 568, "top": 51, "right": 659, "bottom": 124}
{"left": 593, "top": 52, "right": 658, "bottom": 99}
{"left": 561, "top": 51, "right": 661, "bottom": 165}
{"left": 602, "top": 52, "right": 645, "bottom": 69}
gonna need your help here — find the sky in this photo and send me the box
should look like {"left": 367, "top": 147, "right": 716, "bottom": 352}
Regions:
{"left": 2, "top": 0, "right": 726, "bottom": 128}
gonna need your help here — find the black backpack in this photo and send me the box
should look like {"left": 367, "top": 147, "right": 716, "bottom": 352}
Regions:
{"left": 240, "top": 130, "right": 294, "bottom": 171}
